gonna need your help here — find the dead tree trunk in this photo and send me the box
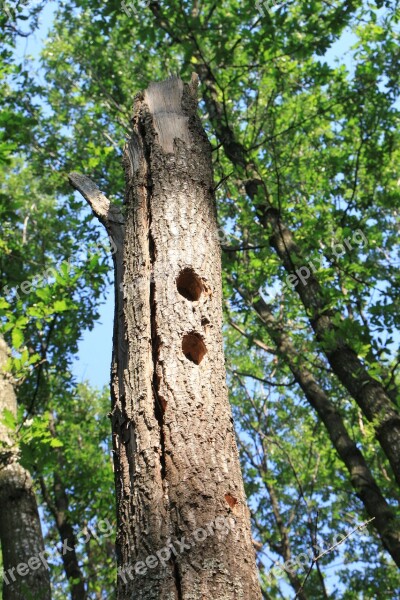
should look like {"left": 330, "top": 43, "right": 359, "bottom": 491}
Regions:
{"left": 69, "top": 75, "right": 262, "bottom": 600}
{"left": 0, "top": 336, "right": 51, "bottom": 600}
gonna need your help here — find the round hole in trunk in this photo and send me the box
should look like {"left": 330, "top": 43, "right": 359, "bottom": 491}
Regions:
{"left": 182, "top": 332, "right": 207, "bottom": 365}
{"left": 176, "top": 268, "right": 203, "bottom": 301}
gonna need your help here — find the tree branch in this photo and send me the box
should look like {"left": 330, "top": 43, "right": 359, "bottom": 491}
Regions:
{"left": 233, "top": 370, "right": 295, "bottom": 387}
{"left": 294, "top": 518, "right": 375, "bottom": 599}
{"left": 68, "top": 172, "right": 124, "bottom": 229}
{"left": 227, "top": 318, "right": 275, "bottom": 355}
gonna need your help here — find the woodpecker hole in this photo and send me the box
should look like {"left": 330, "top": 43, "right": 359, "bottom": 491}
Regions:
{"left": 182, "top": 332, "right": 207, "bottom": 365}
{"left": 176, "top": 268, "right": 203, "bottom": 301}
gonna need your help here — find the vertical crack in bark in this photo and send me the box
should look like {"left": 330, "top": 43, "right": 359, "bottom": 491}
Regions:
{"left": 140, "top": 102, "right": 184, "bottom": 600}
{"left": 141, "top": 120, "right": 168, "bottom": 488}
{"left": 151, "top": 274, "right": 167, "bottom": 482}
{"left": 71, "top": 78, "right": 262, "bottom": 597}
{"left": 172, "top": 558, "right": 183, "bottom": 600}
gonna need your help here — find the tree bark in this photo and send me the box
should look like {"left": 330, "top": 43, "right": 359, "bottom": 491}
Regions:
{"left": 69, "top": 75, "right": 262, "bottom": 600}
{"left": 0, "top": 336, "right": 51, "bottom": 600}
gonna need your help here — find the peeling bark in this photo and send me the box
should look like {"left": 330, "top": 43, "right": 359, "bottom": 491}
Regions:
{"left": 69, "top": 75, "right": 261, "bottom": 600}
{"left": 0, "top": 336, "right": 51, "bottom": 600}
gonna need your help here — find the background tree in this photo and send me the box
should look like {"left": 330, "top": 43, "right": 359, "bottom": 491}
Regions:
{"left": 0, "top": 334, "right": 51, "bottom": 600}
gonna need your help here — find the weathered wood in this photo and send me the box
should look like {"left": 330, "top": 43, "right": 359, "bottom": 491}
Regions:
{"left": 70, "top": 75, "right": 262, "bottom": 600}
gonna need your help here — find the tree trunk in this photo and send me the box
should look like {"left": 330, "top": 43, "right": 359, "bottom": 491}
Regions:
{"left": 69, "top": 75, "right": 262, "bottom": 600}
{"left": 39, "top": 469, "right": 87, "bottom": 600}
{"left": 0, "top": 336, "right": 51, "bottom": 600}
{"left": 254, "top": 200, "right": 400, "bottom": 488}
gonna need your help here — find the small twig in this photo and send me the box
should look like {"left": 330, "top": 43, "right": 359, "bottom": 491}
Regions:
{"left": 213, "top": 171, "right": 233, "bottom": 191}
{"left": 227, "top": 318, "right": 275, "bottom": 355}
{"left": 316, "top": 517, "right": 375, "bottom": 561}
{"left": 233, "top": 370, "right": 295, "bottom": 387}
{"left": 294, "top": 517, "right": 375, "bottom": 598}
{"left": 222, "top": 243, "right": 269, "bottom": 252}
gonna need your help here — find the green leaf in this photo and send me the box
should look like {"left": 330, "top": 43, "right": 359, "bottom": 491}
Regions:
{"left": 53, "top": 299, "right": 69, "bottom": 312}
{"left": 11, "top": 327, "right": 24, "bottom": 349}
{"left": 0, "top": 408, "right": 16, "bottom": 431}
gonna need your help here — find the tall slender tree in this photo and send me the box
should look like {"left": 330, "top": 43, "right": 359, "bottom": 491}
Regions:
{"left": 69, "top": 75, "right": 262, "bottom": 600}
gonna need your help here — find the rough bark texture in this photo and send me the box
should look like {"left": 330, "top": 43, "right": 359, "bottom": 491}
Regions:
{"left": 0, "top": 336, "right": 51, "bottom": 600}
{"left": 70, "top": 76, "right": 261, "bottom": 600}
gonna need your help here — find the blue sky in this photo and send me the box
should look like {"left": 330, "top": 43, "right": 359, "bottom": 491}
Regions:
{"left": 14, "top": 1, "right": 114, "bottom": 390}
{"left": 12, "top": 2, "right": 362, "bottom": 392}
